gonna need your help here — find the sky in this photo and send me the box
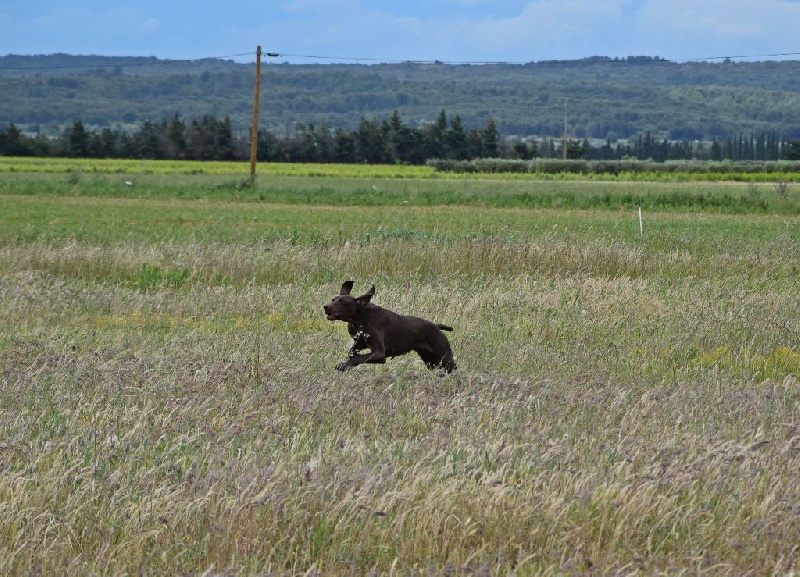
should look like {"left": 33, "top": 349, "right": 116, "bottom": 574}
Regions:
{"left": 3, "top": 0, "right": 800, "bottom": 65}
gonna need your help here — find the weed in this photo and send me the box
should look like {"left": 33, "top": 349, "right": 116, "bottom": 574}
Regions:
{"left": 65, "top": 167, "right": 82, "bottom": 185}
{"left": 124, "top": 263, "right": 191, "bottom": 291}
{"left": 775, "top": 178, "right": 790, "bottom": 197}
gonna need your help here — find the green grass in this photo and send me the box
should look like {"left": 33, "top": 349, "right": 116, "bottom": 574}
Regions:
{"left": 2, "top": 157, "right": 800, "bottom": 214}
{"left": 1, "top": 165, "right": 799, "bottom": 574}
{"left": 0, "top": 157, "right": 438, "bottom": 178}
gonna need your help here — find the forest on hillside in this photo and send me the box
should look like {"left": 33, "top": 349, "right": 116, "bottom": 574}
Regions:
{"left": 2, "top": 54, "right": 800, "bottom": 142}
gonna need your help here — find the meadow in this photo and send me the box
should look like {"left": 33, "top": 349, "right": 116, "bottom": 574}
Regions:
{"left": 1, "top": 159, "right": 799, "bottom": 575}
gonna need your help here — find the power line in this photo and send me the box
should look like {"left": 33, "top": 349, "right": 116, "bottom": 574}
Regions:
{"left": 685, "top": 50, "right": 800, "bottom": 62}
{"left": 0, "top": 52, "right": 255, "bottom": 72}
{"left": 268, "top": 49, "right": 800, "bottom": 66}
{"left": 272, "top": 52, "right": 516, "bottom": 65}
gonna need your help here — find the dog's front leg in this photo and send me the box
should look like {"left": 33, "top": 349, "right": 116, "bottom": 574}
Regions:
{"left": 346, "top": 342, "right": 361, "bottom": 358}
{"left": 346, "top": 325, "right": 368, "bottom": 351}
{"left": 335, "top": 352, "right": 387, "bottom": 371}
{"left": 336, "top": 352, "right": 370, "bottom": 371}
{"left": 335, "top": 339, "right": 386, "bottom": 371}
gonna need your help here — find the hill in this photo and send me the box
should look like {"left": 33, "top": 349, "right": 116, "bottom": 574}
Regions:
{"left": 2, "top": 53, "right": 800, "bottom": 141}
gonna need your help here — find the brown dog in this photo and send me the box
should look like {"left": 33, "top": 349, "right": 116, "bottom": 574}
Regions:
{"left": 323, "top": 281, "right": 456, "bottom": 373}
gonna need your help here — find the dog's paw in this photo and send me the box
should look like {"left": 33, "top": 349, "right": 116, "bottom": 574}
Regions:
{"left": 335, "top": 360, "right": 352, "bottom": 372}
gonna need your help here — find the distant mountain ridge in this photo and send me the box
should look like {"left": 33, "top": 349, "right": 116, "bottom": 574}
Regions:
{"left": 2, "top": 53, "right": 800, "bottom": 140}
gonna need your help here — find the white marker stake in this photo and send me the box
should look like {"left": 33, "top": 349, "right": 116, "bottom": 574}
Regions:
{"left": 638, "top": 205, "right": 643, "bottom": 237}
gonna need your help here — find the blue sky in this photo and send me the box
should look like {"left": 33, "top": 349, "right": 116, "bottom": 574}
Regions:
{"left": 3, "top": 0, "right": 800, "bottom": 64}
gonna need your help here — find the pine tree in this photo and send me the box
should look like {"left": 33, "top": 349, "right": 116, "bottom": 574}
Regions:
{"left": 65, "top": 120, "right": 90, "bottom": 157}
{"left": 481, "top": 116, "right": 499, "bottom": 158}
{"left": 447, "top": 115, "right": 468, "bottom": 160}
{"left": 166, "top": 113, "right": 186, "bottom": 159}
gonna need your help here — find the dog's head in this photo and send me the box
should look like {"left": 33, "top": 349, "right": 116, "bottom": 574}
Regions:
{"left": 323, "top": 280, "right": 375, "bottom": 323}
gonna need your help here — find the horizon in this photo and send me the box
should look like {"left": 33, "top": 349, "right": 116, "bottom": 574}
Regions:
{"left": 3, "top": 52, "right": 796, "bottom": 70}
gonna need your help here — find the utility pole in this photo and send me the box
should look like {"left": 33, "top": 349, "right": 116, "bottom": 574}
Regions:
{"left": 562, "top": 99, "right": 568, "bottom": 160}
{"left": 249, "top": 45, "right": 262, "bottom": 184}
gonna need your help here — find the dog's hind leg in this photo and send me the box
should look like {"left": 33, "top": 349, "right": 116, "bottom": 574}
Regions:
{"left": 415, "top": 343, "right": 457, "bottom": 373}
{"left": 416, "top": 350, "right": 457, "bottom": 373}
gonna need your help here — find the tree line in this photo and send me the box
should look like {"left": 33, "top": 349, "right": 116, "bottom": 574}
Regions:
{"left": 2, "top": 111, "right": 798, "bottom": 163}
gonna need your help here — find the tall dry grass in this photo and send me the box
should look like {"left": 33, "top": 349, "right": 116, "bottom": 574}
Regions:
{"left": 1, "top": 201, "right": 799, "bottom": 574}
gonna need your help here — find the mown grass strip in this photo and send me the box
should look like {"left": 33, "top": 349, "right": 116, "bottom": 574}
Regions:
{"left": 2, "top": 169, "right": 800, "bottom": 214}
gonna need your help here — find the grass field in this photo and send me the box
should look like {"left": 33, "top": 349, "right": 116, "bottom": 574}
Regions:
{"left": 1, "top": 159, "right": 799, "bottom": 575}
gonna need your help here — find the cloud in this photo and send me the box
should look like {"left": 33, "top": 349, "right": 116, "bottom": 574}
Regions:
{"left": 139, "top": 17, "right": 161, "bottom": 35}
{"left": 11, "top": 0, "right": 790, "bottom": 63}
{"left": 279, "top": 0, "right": 363, "bottom": 14}
{"left": 421, "top": 1, "right": 631, "bottom": 60}
{"left": 238, "top": 2, "right": 425, "bottom": 60}
{"left": 425, "top": 0, "right": 800, "bottom": 61}
{"left": 3, "top": 6, "right": 164, "bottom": 56}
{"left": 631, "top": 0, "right": 800, "bottom": 58}
{"left": 486, "top": 1, "right": 626, "bottom": 41}
{"left": 268, "top": 0, "right": 618, "bottom": 61}
{"left": 30, "top": 7, "right": 158, "bottom": 36}
{"left": 230, "top": 0, "right": 800, "bottom": 63}
{"left": 19, "top": 6, "right": 161, "bottom": 52}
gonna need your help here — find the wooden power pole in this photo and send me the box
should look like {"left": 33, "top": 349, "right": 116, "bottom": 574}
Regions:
{"left": 249, "top": 45, "right": 262, "bottom": 184}
{"left": 562, "top": 99, "right": 568, "bottom": 160}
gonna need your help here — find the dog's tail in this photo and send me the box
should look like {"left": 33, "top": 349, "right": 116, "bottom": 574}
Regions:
{"left": 436, "top": 324, "right": 454, "bottom": 332}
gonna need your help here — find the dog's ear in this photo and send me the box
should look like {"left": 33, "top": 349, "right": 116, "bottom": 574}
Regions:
{"left": 340, "top": 280, "right": 354, "bottom": 295}
{"left": 357, "top": 285, "right": 375, "bottom": 304}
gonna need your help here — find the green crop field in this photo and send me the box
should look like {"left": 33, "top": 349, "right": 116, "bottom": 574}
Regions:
{"left": 1, "top": 159, "right": 799, "bottom": 575}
